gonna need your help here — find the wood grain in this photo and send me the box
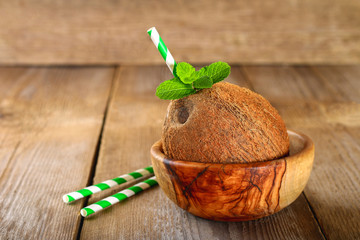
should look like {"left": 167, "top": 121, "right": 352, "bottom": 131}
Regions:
{"left": 151, "top": 130, "right": 314, "bottom": 221}
{"left": 0, "top": 0, "right": 360, "bottom": 65}
{"left": 243, "top": 65, "right": 360, "bottom": 239}
{"left": 0, "top": 67, "right": 113, "bottom": 239}
{"left": 2, "top": 65, "right": 357, "bottom": 239}
{"left": 80, "top": 66, "right": 324, "bottom": 239}
{"left": 153, "top": 141, "right": 287, "bottom": 221}
{"left": 304, "top": 67, "right": 360, "bottom": 240}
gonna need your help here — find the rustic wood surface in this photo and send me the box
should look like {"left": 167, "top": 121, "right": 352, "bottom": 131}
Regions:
{"left": 1, "top": 0, "right": 360, "bottom": 65}
{"left": 0, "top": 67, "right": 113, "bottom": 239}
{"left": 0, "top": 65, "right": 359, "bottom": 239}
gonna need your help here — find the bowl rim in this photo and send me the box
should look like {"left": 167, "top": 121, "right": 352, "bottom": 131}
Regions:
{"left": 151, "top": 130, "right": 314, "bottom": 166}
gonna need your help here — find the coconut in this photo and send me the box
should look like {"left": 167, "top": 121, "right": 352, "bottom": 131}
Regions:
{"left": 162, "top": 82, "right": 289, "bottom": 163}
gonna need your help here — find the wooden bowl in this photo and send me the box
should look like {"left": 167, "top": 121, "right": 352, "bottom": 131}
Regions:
{"left": 151, "top": 130, "right": 314, "bottom": 221}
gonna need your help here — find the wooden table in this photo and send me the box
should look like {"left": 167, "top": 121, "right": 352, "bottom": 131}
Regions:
{"left": 0, "top": 65, "right": 359, "bottom": 240}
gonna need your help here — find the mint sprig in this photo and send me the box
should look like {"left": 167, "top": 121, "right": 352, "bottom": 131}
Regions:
{"left": 156, "top": 61, "right": 230, "bottom": 100}
{"left": 156, "top": 77, "right": 196, "bottom": 100}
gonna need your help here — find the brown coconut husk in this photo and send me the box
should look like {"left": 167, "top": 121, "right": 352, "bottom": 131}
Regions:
{"left": 162, "top": 82, "right": 289, "bottom": 163}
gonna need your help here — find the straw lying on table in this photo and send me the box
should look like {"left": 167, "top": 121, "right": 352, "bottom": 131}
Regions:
{"left": 63, "top": 166, "right": 154, "bottom": 203}
{"left": 147, "top": 27, "right": 177, "bottom": 76}
{"left": 81, "top": 176, "right": 158, "bottom": 217}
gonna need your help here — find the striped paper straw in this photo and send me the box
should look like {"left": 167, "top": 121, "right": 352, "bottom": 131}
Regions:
{"left": 147, "top": 27, "right": 177, "bottom": 76}
{"left": 80, "top": 176, "right": 158, "bottom": 217}
{"left": 63, "top": 166, "right": 154, "bottom": 203}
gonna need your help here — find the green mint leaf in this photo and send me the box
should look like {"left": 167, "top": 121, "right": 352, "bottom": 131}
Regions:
{"left": 193, "top": 76, "right": 213, "bottom": 89}
{"left": 156, "top": 77, "right": 196, "bottom": 100}
{"left": 175, "top": 62, "right": 195, "bottom": 83}
{"left": 190, "top": 67, "right": 206, "bottom": 80}
{"left": 204, "top": 61, "right": 230, "bottom": 83}
{"left": 182, "top": 76, "right": 193, "bottom": 84}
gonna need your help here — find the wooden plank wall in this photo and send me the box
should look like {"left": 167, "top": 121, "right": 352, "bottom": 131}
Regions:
{"left": 0, "top": 0, "right": 359, "bottom": 65}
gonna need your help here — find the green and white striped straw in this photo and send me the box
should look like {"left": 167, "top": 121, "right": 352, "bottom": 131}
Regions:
{"left": 63, "top": 166, "right": 154, "bottom": 203}
{"left": 80, "top": 176, "right": 158, "bottom": 217}
{"left": 147, "top": 27, "right": 177, "bottom": 76}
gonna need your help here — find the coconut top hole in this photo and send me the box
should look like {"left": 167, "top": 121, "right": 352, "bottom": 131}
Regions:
{"left": 177, "top": 106, "right": 189, "bottom": 124}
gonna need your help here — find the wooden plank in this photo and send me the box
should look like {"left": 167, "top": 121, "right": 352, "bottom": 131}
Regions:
{"left": 243, "top": 66, "right": 360, "bottom": 239}
{"left": 311, "top": 66, "right": 360, "bottom": 103}
{"left": 242, "top": 66, "right": 333, "bottom": 103}
{"left": 305, "top": 66, "right": 360, "bottom": 240}
{"left": 303, "top": 126, "right": 360, "bottom": 240}
{"left": 0, "top": 1, "right": 360, "bottom": 65}
{"left": 80, "top": 66, "right": 324, "bottom": 239}
{"left": 242, "top": 65, "right": 360, "bottom": 128}
{"left": 0, "top": 67, "right": 114, "bottom": 239}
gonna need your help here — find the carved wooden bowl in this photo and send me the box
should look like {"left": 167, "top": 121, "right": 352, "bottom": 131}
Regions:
{"left": 151, "top": 130, "right": 314, "bottom": 221}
